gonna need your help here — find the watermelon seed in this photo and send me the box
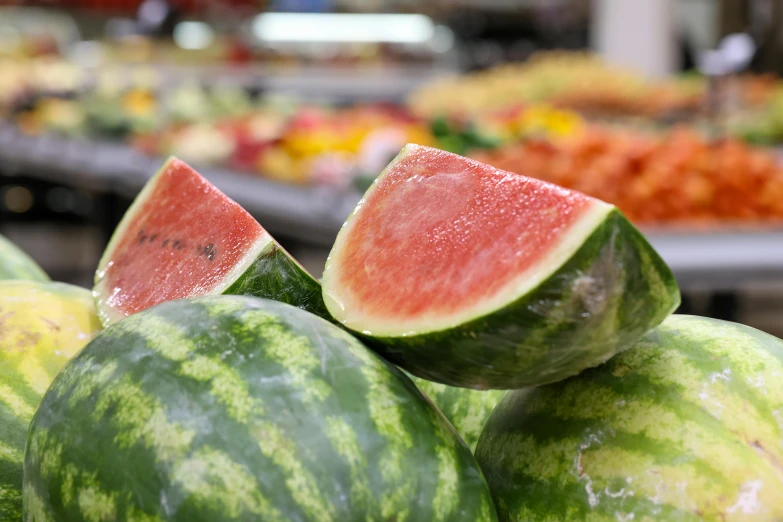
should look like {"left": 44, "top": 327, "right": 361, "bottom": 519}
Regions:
{"left": 751, "top": 441, "right": 783, "bottom": 472}
{"left": 138, "top": 235, "right": 147, "bottom": 244}
{"left": 196, "top": 243, "right": 216, "bottom": 261}
{"left": 150, "top": 234, "right": 158, "bottom": 243}
{"left": 172, "top": 240, "right": 180, "bottom": 249}
{"left": 162, "top": 239, "right": 169, "bottom": 247}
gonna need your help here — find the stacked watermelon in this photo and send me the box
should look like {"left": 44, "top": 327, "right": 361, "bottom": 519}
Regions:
{"left": 9, "top": 144, "right": 783, "bottom": 521}
{"left": 27, "top": 297, "right": 496, "bottom": 521}
{"left": 476, "top": 315, "right": 783, "bottom": 521}
{"left": 0, "top": 236, "right": 104, "bottom": 519}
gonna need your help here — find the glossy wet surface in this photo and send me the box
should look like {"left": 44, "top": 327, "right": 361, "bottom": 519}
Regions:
{"left": 97, "top": 159, "right": 266, "bottom": 318}
{"left": 330, "top": 145, "right": 599, "bottom": 322}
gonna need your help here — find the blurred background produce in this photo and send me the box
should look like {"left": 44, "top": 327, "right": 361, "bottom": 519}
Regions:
{"left": 4, "top": 0, "right": 783, "bottom": 335}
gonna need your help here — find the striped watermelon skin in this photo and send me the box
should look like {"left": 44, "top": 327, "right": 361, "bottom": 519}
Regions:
{"left": 25, "top": 296, "right": 498, "bottom": 522}
{"left": 1, "top": 281, "right": 102, "bottom": 521}
{"left": 0, "top": 235, "right": 49, "bottom": 282}
{"left": 475, "top": 315, "right": 783, "bottom": 522}
{"left": 411, "top": 376, "right": 505, "bottom": 452}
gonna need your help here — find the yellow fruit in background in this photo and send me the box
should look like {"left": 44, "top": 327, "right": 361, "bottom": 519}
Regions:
{"left": 0, "top": 280, "right": 102, "bottom": 519}
{"left": 34, "top": 98, "right": 86, "bottom": 134}
{"left": 514, "top": 105, "right": 584, "bottom": 139}
{"left": 122, "top": 88, "right": 156, "bottom": 117}
{"left": 282, "top": 129, "right": 333, "bottom": 157}
{"left": 258, "top": 147, "right": 309, "bottom": 184}
{"left": 402, "top": 125, "right": 436, "bottom": 147}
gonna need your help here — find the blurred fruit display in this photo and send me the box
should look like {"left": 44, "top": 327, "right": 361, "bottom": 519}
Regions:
{"left": 7, "top": 47, "right": 783, "bottom": 224}
{"left": 407, "top": 52, "right": 704, "bottom": 119}
{"left": 0, "top": 58, "right": 83, "bottom": 116}
{"left": 471, "top": 126, "right": 783, "bottom": 225}
{"left": 726, "top": 85, "right": 783, "bottom": 146}
{"left": 430, "top": 104, "right": 585, "bottom": 155}
{"left": 407, "top": 51, "right": 779, "bottom": 122}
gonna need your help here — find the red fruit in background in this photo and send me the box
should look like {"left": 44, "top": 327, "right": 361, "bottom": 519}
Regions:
{"left": 226, "top": 38, "right": 253, "bottom": 65}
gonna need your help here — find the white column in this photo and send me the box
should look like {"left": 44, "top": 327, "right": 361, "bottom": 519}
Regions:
{"left": 592, "top": 0, "right": 679, "bottom": 77}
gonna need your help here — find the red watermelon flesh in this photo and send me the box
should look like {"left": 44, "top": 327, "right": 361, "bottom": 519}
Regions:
{"left": 94, "top": 157, "right": 326, "bottom": 325}
{"left": 324, "top": 144, "right": 611, "bottom": 335}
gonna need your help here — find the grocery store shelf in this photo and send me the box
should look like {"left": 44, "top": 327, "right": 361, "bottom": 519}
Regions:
{"left": 149, "top": 64, "right": 457, "bottom": 102}
{"left": 2, "top": 124, "right": 783, "bottom": 290}
{"left": 256, "top": 66, "right": 454, "bottom": 103}
{"left": 76, "top": 63, "right": 458, "bottom": 103}
{"left": 645, "top": 229, "right": 783, "bottom": 292}
{"left": 0, "top": 123, "right": 356, "bottom": 246}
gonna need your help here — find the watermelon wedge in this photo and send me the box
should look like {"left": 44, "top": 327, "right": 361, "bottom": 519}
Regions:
{"left": 93, "top": 157, "right": 327, "bottom": 326}
{"left": 322, "top": 144, "right": 680, "bottom": 389}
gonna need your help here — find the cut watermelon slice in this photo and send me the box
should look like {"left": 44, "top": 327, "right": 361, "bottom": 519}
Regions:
{"left": 322, "top": 144, "right": 680, "bottom": 389}
{"left": 94, "top": 157, "right": 327, "bottom": 325}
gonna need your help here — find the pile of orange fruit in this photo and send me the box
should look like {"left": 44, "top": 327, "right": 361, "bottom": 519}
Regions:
{"left": 472, "top": 127, "right": 783, "bottom": 226}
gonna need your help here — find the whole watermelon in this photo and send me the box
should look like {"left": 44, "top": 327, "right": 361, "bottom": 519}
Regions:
{"left": 25, "top": 296, "right": 497, "bottom": 522}
{"left": 476, "top": 315, "right": 783, "bottom": 521}
{"left": 1, "top": 280, "right": 102, "bottom": 520}
{"left": 411, "top": 376, "right": 505, "bottom": 452}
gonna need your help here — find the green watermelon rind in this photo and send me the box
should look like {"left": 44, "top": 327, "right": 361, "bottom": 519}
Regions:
{"left": 410, "top": 374, "right": 506, "bottom": 453}
{"left": 0, "top": 234, "right": 49, "bottom": 283}
{"left": 93, "top": 157, "right": 327, "bottom": 326}
{"left": 341, "top": 208, "right": 680, "bottom": 389}
{"left": 475, "top": 315, "right": 783, "bottom": 521}
{"left": 222, "top": 243, "right": 331, "bottom": 322}
{"left": 24, "top": 296, "right": 498, "bottom": 522}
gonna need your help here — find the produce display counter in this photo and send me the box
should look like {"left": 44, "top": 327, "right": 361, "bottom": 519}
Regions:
{"left": 144, "top": 64, "right": 458, "bottom": 103}
{"left": 644, "top": 228, "right": 783, "bottom": 291}
{"left": 0, "top": 123, "right": 354, "bottom": 246}
{"left": 2, "top": 123, "right": 783, "bottom": 293}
